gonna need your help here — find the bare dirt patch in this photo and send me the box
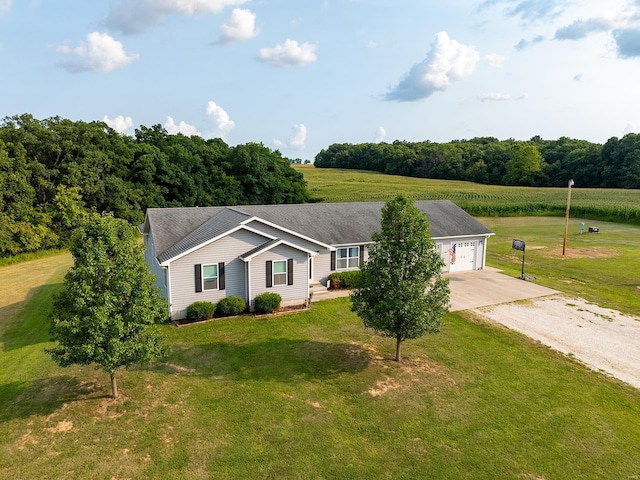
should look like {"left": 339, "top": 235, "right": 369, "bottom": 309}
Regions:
{"left": 545, "top": 247, "right": 619, "bottom": 259}
{"left": 472, "top": 295, "right": 640, "bottom": 389}
{"left": 46, "top": 420, "right": 73, "bottom": 433}
{"left": 368, "top": 376, "right": 401, "bottom": 397}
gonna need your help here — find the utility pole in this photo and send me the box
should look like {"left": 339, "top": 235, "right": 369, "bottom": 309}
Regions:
{"left": 562, "top": 179, "right": 574, "bottom": 256}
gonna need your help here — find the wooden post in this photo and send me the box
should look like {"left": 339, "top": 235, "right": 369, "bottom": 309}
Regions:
{"left": 562, "top": 179, "right": 574, "bottom": 256}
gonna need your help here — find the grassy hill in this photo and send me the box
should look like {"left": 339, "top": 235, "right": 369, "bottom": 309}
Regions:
{"left": 294, "top": 165, "right": 640, "bottom": 224}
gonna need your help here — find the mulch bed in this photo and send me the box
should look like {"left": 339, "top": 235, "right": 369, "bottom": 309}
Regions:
{"left": 173, "top": 304, "right": 309, "bottom": 327}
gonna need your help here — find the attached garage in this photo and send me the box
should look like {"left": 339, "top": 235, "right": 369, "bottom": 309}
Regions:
{"left": 449, "top": 240, "right": 477, "bottom": 272}
{"left": 437, "top": 237, "right": 488, "bottom": 274}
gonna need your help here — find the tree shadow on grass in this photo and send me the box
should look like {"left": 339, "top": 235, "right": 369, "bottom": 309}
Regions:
{"left": 158, "top": 338, "right": 372, "bottom": 383}
{"left": 0, "top": 375, "right": 106, "bottom": 424}
{"left": 1, "top": 283, "right": 63, "bottom": 351}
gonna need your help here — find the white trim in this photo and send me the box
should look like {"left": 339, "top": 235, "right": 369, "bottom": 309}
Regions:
{"left": 335, "top": 245, "right": 361, "bottom": 270}
{"left": 481, "top": 238, "right": 487, "bottom": 270}
{"left": 246, "top": 261, "right": 251, "bottom": 305}
{"left": 331, "top": 242, "right": 374, "bottom": 247}
{"left": 432, "top": 233, "right": 494, "bottom": 241}
{"left": 241, "top": 239, "right": 318, "bottom": 262}
{"left": 272, "top": 259, "right": 288, "bottom": 286}
{"left": 159, "top": 225, "right": 275, "bottom": 266}
{"left": 202, "top": 263, "right": 220, "bottom": 291}
{"left": 166, "top": 265, "right": 173, "bottom": 317}
{"left": 240, "top": 216, "right": 334, "bottom": 250}
{"left": 307, "top": 254, "right": 311, "bottom": 300}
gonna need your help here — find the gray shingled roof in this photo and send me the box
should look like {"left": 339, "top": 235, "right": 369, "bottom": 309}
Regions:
{"left": 155, "top": 208, "right": 252, "bottom": 264}
{"left": 239, "top": 238, "right": 280, "bottom": 261}
{"left": 145, "top": 200, "right": 493, "bottom": 264}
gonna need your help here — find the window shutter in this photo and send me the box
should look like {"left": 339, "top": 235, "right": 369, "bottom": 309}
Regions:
{"left": 195, "top": 264, "right": 202, "bottom": 293}
{"left": 266, "top": 260, "right": 272, "bottom": 288}
{"left": 287, "top": 258, "right": 294, "bottom": 285}
{"left": 218, "top": 262, "right": 226, "bottom": 290}
{"left": 359, "top": 247, "right": 364, "bottom": 266}
{"left": 330, "top": 251, "right": 336, "bottom": 271}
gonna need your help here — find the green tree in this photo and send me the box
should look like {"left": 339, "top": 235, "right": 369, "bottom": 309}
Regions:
{"left": 350, "top": 195, "right": 450, "bottom": 361}
{"left": 47, "top": 214, "right": 168, "bottom": 398}
{"left": 503, "top": 143, "right": 546, "bottom": 186}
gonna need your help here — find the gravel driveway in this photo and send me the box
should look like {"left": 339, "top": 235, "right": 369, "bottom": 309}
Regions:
{"left": 471, "top": 295, "right": 640, "bottom": 389}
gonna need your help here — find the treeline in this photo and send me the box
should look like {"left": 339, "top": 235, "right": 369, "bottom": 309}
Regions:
{"left": 314, "top": 135, "right": 640, "bottom": 189}
{"left": 0, "top": 114, "right": 309, "bottom": 256}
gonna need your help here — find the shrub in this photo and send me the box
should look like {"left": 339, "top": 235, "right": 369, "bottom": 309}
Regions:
{"left": 254, "top": 292, "right": 282, "bottom": 314}
{"left": 186, "top": 301, "right": 216, "bottom": 321}
{"left": 328, "top": 270, "right": 361, "bottom": 289}
{"left": 216, "top": 296, "right": 247, "bottom": 317}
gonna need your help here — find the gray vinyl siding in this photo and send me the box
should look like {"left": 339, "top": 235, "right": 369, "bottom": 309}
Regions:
{"left": 313, "top": 250, "right": 332, "bottom": 286}
{"left": 249, "top": 244, "right": 308, "bottom": 309}
{"left": 314, "top": 244, "right": 371, "bottom": 286}
{"left": 169, "top": 229, "right": 269, "bottom": 320}
{"left": 144, "top": 231, "right": 167, "bottom": 299}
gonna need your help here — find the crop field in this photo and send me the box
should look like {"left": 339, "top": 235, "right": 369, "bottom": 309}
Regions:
{"left": 294, "top": 165, "right": 640, "bottom": 223}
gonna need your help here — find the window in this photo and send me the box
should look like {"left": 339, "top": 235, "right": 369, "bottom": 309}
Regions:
{"left": 203, "top": 264, "right": 218, "bottom": 290}
{"left": 337, "top": 246, "right": 360, "bottom": 269}
{"left": 273, "top": 260, "right": 287, "bottom": 286}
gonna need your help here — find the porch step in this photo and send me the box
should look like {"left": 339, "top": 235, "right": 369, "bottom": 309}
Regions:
{"left": 310, "top": 281, "right": 330, "bottom": 298}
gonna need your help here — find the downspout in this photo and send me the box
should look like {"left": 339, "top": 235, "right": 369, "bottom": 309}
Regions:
{"left": 166, "top": 264, "right": 173, "bottom": 318}
{"left": 307, "top": 253, "right": 311, "bottom": 303}
{"left": 482, "top": 236, "right": 488, "bottom": 270}
{"left": 246, "top": 260, "right": 252, "bottom": 310}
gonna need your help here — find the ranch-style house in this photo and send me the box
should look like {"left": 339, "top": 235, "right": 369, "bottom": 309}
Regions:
{"left": 140, "top": 201, "right": 494, "bottom": 320}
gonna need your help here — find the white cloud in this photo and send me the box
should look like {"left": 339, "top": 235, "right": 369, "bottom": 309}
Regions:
{"left": 480, "top": 0, "right": 567, "bottom": 22}
{"left": 205, "top": 101, "right": 235, "bottom": 139}
{"left": 56, "top": 32, "right": 138, "bottom": 73}
{"left": 0, "top": 0, "right": 12, "bottom": 15}
{"left": 384, "top": 32, "right": 480, "bottom": 102}
{"left": 484, "top": 53, "right": 505, "bottom": 67}
{"left": 103, "top": 115, "right": 134, "bottom": 133}
{"left": 218, "top": 8, "right": 258, "bottom": 43}
{"left": 478, "top": 93, "right": 512, "bottom": 102}
{"left": 164, "top": 116, "right": 201, "bottom": 136}
{"left": 613, "top": 28, "right": 640, "bottom": 58}
{"left": 515, "top": 35, "right": 545, "bottom": 51}
{"left": 374, "top": 126, "right": 386, "bottom": 143}
{"left": 107, "top": 0, "right": 248, "bottom": 35}
{"left": 257, "top": 39, "right": 318, "bottom": 67}
{"left": 274, "top": 124, "right": 307, "bottom": 150}
{"left": 365, "top": 40, "right": 382, "bottom": 49}
{"left": 555, "top": 17, "right": 616, "bottom": 40}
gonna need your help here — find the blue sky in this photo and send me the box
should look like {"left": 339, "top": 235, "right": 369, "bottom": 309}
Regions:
{"left": 2, "top": 0, "right": 640, "bottom": 160}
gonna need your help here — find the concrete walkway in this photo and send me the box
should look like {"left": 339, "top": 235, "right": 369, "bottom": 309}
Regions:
{"left": 311, "top": 267, "right": 558, "bottom": 311}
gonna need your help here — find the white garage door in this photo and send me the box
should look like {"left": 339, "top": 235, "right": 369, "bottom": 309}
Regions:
{"left": 449, "top": 241, "right": 477, "bottom": 272}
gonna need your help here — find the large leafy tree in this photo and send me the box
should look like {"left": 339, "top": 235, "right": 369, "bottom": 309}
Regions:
{"left": 47, "top": 214, "right": 168, "bottom": 398}
{"left": 350, "top": 195, "right": 450, "bottom": 361}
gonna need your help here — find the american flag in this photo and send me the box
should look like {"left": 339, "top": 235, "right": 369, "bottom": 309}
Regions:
{"left": 449, "top": 243, "right": 456, "bottom": 264}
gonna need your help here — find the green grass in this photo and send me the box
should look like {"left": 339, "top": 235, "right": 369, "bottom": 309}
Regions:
{"left": 1, "top": 253, "right": 640, "bottom": 479}
{"left": 295, "top": 165, "right": 640, "bottom": 224}
{"left": 481, "top": 216, "right": 640, "bottom": 315}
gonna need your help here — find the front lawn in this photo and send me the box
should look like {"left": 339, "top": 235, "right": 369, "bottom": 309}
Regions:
{"left": 1, "top": 255, "right": 639, "bottom": 479}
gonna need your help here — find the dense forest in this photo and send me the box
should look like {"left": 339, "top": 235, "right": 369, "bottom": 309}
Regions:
{"left": 314, "top": 135, "right": 640, "bottom": 189}
{"left": 0, "top": 114, "right": 309, "bottom": 257}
